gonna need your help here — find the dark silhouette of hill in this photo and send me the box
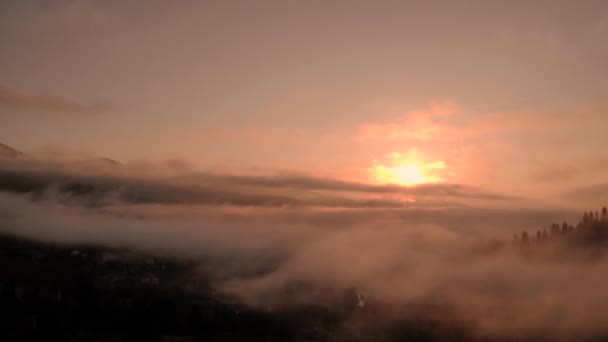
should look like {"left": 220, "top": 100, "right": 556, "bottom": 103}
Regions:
{"left": 98, "top": 157, "right": 121, "bottom": 165}
{"left": 0, "top": 142, "right": 24, "bottom": 159}
{"left": 0, "top": 230, "right": 506, "bottom": 341}
{"left": 0, "top": 232, "right": 339, "bottom": 341}
{"left": 0, "top": 143, "right": 129, "bottom": 205}
{"left": 0, "top": 141, "right": 121, "bottom": 166}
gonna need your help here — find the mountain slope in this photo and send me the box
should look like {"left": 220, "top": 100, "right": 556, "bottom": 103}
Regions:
{"left": 0, "top": 142, "right": 24, "bottom": 159}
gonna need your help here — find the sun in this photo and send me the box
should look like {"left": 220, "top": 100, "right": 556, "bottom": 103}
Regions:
{"left": 368, "top": 150, "right": 446, "bottom": 186}
{"left": 392, "top": 164, "right": 427, "bottom": 185}
{"left": 370, "top": 163, "right": 428, "bottom": 186}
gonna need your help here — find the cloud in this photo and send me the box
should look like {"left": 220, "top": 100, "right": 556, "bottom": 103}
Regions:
{"left": 0, "top": 141, "right": 592, "bottom": 341}
{"left": 562, "top": 182, "right": 608, "bottom": 205}
{"left": 358, "top": 101, "right": 459, "bottom": 142}
{"left": 530, "top": 165, "right": 580, "bottom": 182}
{"left": 0, "top": 84, "right": 111, "bottom": 115}
{"left": 529, "top": 155, "right": 608, "bottom": 185}
{"left": 10, "top": 153, "right": 608, "bottom": 339}
{"left": 0, "top": 189, "right": 604, "bottom": 339}
{"left": 175, "top": 172, "right": 518, "bottom": 202}
{"left": 357, "top": 102, "right": 608, "bottom": 143}
{"left": 0, "top": 156, "right": 519, "bottom": 210}
{"left": 0, "top": 159, "right": 406, "bottom": 208}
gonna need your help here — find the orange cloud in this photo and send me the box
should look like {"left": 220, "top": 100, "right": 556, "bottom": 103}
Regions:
{"left": 358, "top": 101, "right": 459, "bottom": 142}
{"left": 357, "top": 102, "right": 608, "bottom": 143}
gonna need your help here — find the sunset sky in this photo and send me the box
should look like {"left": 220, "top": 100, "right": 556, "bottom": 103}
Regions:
{"left": 4, "top": 4, "right": 608, "bottom": 338}
{"left": 1, "top": 1, "right": 607, "bottom": 204}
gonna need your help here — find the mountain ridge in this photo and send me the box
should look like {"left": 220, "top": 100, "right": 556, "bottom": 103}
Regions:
{"left": 0, "top": 142, "right": 24, "bottom": 159}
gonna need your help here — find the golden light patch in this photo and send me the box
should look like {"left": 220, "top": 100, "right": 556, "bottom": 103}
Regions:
{"left": 371, "top": 164, "right": 426, "bottom": 185}
{"left": 369, "top": 150, "right": 446, "bottom": 186}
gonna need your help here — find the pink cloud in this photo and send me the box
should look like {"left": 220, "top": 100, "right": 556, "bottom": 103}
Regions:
{"left": 357, "top": 101, "right": 459, "bottom": 142}
{"left": 357, "top": 102, "right": 608, "bottom": 143}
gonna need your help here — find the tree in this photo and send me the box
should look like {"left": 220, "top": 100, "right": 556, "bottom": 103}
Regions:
{"left": 551, "top": 223, "right": 560, "bottom": 236}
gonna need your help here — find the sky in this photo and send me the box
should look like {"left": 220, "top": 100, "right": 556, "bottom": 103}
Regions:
{"left": 4, "top": 3, "right": 608, "bottom": 338}
{"left": 1, "top": 0, "right": 608, "bottom": 204}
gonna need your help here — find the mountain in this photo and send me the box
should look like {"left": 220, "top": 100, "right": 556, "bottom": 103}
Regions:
{"left": 0, "top": 142, "right": 24, "bottom": 159}
{"left": 97, "top": 157, "right": 121, "bottom": 166}
{"left": 0, "top": 142, "right": 122, "bottom": 166}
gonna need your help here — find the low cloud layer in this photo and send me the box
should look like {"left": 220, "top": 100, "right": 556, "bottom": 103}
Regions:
{"left": 3, "top": 155, "right": 608, "bottom": 339}
{"left": 0, "top": 156, "right": 518, "bottom": 210}
{"left": 2, "top": 186, "right": 605, "bottom": 339}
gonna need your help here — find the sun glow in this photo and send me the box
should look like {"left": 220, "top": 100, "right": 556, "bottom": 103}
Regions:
{"left": 369, "top": 150, "right": 446, "bottom": 186}
{"left": 393, "top": 164, "right": 428, "bottom": 184}
{"left": 370, "top": 163, "right": 428, "bottom": 185}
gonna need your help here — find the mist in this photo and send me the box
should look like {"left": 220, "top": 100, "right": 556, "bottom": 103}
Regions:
{"left": 1, "top": 159, "right": 604, "bottom": 340}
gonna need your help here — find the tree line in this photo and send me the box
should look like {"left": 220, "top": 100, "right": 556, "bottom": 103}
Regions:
{"left": 515, "top": 206, "right": 608, "bottom": 243}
